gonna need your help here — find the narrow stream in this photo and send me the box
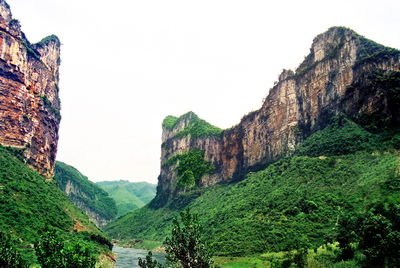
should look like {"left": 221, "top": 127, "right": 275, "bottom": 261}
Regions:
{"left": 113, "top": 246, "right": 167, "bottom": 268}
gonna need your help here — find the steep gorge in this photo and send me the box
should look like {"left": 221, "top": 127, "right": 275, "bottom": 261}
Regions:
{"left": 0, "top": 0, "right": 61, "bottom": 178}
{"left": 156, "top": 27, "right": 400, "bottom": 204}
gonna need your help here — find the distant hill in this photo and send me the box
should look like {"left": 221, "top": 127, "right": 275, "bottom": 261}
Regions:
{"left": 54, "top": 161, "right": 118, "bottom": 228}
{"left": 96, "top": 180, "right": 157, "bottom": 217}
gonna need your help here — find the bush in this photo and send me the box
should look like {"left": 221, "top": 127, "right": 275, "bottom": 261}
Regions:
{"left": 35, "top": 229, "right": 96, "bottom": 268}
{"left": 0, "top": 232, "right": 28, "bottom": 268}
{"left": 139, "top": 207, "right": 218, "bottom": 268}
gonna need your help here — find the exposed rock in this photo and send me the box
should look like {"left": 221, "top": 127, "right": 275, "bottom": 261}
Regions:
{"left": 157, "top": 27, "right": 400, "bottom": 204}
{"left": 0, "top": 0, "right": 61, "bottom": 178}
{"left": 65, "top": 182, "right": 112, "bottom": 228}
{"left": 54, "top": 161, "right": 118, "bottom": 228}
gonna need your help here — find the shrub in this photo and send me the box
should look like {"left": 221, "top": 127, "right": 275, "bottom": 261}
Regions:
{"left": 139, "top": 208, "right": 218, "bottom": 268}
{"left": 35, "top": 229, "right": 96, "bottom": 268}
{"left": 0, "top": 232, "right": 28, "bottom": 268}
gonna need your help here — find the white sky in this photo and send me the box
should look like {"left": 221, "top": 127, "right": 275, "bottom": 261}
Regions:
{"left": 6, "top": 0, "right": 400, "bottom": 184}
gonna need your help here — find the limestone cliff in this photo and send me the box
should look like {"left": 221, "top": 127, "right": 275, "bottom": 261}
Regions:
{"left": 0, "top": 0, "right": 61, "bottom": 178}
{"left": 156, "top": 27, "right": 400, "bottom": 204}
{"left": 63, "top": 180, "right": 113, "bottom": 229}
{"left": 54, "top": 161, "right": 118, "bottom": 228}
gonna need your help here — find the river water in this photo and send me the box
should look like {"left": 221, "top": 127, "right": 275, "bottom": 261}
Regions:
{"left": 113, "top": 246, "right": 167, "bottom": 268}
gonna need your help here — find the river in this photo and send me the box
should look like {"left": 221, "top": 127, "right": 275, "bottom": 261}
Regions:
{"left": 113, "top": 246, "right": 167, "bottom": 268}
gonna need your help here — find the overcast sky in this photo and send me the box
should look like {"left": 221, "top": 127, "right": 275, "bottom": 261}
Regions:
{"left": 6, "top": 0, "right": 400, "bottom": 184}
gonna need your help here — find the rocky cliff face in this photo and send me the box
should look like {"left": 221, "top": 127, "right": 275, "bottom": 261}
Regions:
{"left": 156, "top": 27, "right": 400, "bottom": 204}
{"left": 0, "top": 0, "right": 61, "bottom": 178}
{"left": 54, "top": 161, "right": 118, "bottom": 229}
{"left": 64, "top": 180, "right": 112, "bottom": 228}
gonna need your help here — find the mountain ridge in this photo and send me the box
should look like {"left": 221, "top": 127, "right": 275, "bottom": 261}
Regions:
{"left": 155, "top": 26, "right": 400, "bottom": 205}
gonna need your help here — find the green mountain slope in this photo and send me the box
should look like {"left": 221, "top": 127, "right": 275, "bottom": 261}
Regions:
{"left": 103, "top": 115, "right": 400, "bottom": 256}
{"left": 54, "top": 161, "right": 117, "bottom": 227}
{"left": 96, "top": 180, "right": 157, "bottom": 217}
{"left": 0, "top": 145, "right": 112, "bottom": 264}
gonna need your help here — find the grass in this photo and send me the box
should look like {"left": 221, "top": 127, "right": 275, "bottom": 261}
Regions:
{"left": 215, "top": 256, "right": 269, "bottom": 267}
{"left": 214, "top": 246, "right": 359, "bottom": 267}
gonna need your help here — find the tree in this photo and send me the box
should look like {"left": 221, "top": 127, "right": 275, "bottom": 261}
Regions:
{"left": 139, "top": 207, "right": 218, "bottom": 268}
{"left": 281, "top": 234, "right": 310, "bottom": 268}
{"left": 359, "top": 213, "right": 400, "bottom": 267}
{"left": 335, "top": 205, "right": 400, "bottom": 267}
{"left": 336, "top": 213, "right": 362, "bottom": 261}
{"left": 35, "top": 229, "right": 96, "bottom": 268}
{"left": 0, "top": 232, "right": 28, "bottom": 268}
{"left": 138, "top": 251, "right": 163, "bottom": 268}
{"left": 35, "top": 229, "right": 64, "bottom": 268}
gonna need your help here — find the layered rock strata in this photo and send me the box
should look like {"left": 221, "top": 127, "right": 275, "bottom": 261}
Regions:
{"left": 0, "top": 0, "right": 61, "bottom": 177}
{"left": 157, "top": 27, "right": 400, "bottom": 203}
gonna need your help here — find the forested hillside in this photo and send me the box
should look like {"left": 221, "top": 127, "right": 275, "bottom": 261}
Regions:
{"left": 104, "top": 115, "right": 400, "bottom": 258}
{"left": 54, "top": 161, "right": 117, "bottom": 228}
{"left": 97, "top": 180, "right": 156, "bottom": 217}
{"left": 0, "top": 144, "right": 112, "bottom": 265}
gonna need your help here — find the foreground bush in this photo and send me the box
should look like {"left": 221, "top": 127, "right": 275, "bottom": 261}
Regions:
{"left": 139, "top": 207, "right": 218, "bottom": 268}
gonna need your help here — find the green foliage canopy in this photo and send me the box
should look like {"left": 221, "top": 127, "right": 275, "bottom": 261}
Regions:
{"left": 165, "top": 149, "right": 214, "bottom": 189}
{"left": 162, "top": 112, "right": 223, "bottom": 140}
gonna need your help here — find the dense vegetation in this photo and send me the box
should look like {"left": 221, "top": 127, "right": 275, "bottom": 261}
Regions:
{"left": 104, "top": 115, "right": 400, "bottom": 262}
{"left": 162, "top": 112, "right": 223, "bottom": 140}
{"left": 296, "top": 113, "right": 400, "bottom": 157}
{"left": 1, "top": 229, "right": 98, "bottom": 268}
{"left": 0, "top": 145, "right": 112, "bottom": 265}
{"left": 54, "top": 161, "right": 117, "bottom": 222}
{"left": 96, "top": 180, "right": 156, "bottom": 217}
{"left": 165, "top": 149, "right": 214, "bottom": 190}
{"left": 139, "top": 208, "right": 218, "bottom": 268}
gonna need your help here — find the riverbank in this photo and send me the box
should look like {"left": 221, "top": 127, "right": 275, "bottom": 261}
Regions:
{"left": 112, "top": 239, "right": 165, "bottom": 252}
{"left": 96, "top": 251, "right": 117, "bottom": 268}
{"left": 112, "top": 246, "right": 166, "bottom": 268}
{"left": 213, "top": 244, "right": 359, "bottom": 267}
